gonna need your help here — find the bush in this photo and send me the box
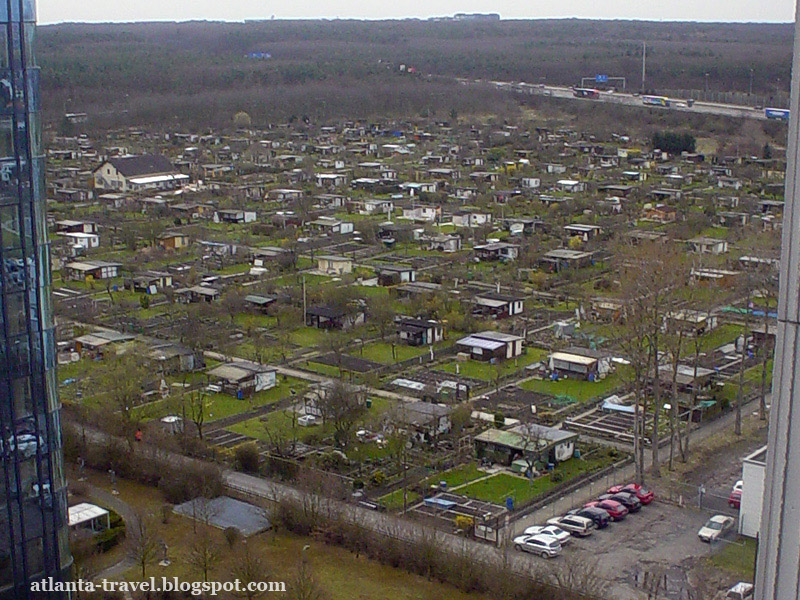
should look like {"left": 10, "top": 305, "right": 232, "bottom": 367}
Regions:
{"left": 158, "top": 462, "right": 224, "bottom": 504}
{"left": 224, "top": 526, "right": 241, "bottom": 548}
{"left": 95, "top": 525, "right": 126, "bottom": 553}
{"left": 234, "top": 442, "right": 260, "bottom": 474}
{"left": 370, "top": 470, "right": 386, "bottom": 487}
{"left": 550, "top": 470, "right": 564, "bottom": 483}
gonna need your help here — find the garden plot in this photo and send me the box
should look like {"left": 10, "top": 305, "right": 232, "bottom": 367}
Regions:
{"left": 411, "top": 492, "right": 507, "bottom": 524}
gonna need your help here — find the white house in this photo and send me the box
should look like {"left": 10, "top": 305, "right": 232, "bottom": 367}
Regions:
{"left": 739, "top": 445, "right": 766, "bottom": 539}
{"left": 556, "top": 179, "right": 586, "bottom": 193}
{"left": 564, "top": 223, "right": 603, "bottom": 242}
{"left": 456, "top": 331, "right": 525, "bottom": 362}
{"left": 315, "top": 173, "right": 348, "bottom": 188}
{"left": 452, "top": 211, "right": 492, "bottom": 228}
{"left": 309, "top": 216, "right": 354, "bottom": 235}
{"left": 93, "top": 154, "right": 188, "bottom": 192}
{"left": 316, "top": 255, "right": 353, "bottom": 275}
{"left": 520, "top": 177, "right": 541, "bottom": 189}
{"left": 60, "top": 232, "right": 100, "bottom": 252}
{"left": 689, "top": 236, "right": 728, "bottom": 255}
{"left": 402, "top": 205, "right": 441, "bottom": 222}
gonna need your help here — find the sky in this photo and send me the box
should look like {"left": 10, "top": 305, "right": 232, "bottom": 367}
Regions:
{"left": 37, "top": 0, "right": 795, "bottom": 25}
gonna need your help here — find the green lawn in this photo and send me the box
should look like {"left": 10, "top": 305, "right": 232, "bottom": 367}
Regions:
{"left": 135, "top": 376, "right": 306, "bottom": 422}
{"left": 458, "top": 453, "right": 616, "bottom": 507}
{"left": 229, "top": 396, "right": 394, "bottom": 443}
{"left": 290, "top": 327, "right": 331, "bottom": 347}
{"left": 378, "top": 488, "right": 421, "bottom": 511}
{"left": 696, "top": 323, "right": 742, "bottom": 354}
{"left": 519, "top": 368, "right": 629, "bottom": 403}
{"left": 438, "top": 347, "right": 548, "bottom": 381}
{"left": 233, "top": 313, "right": 278, "bottom": 330}
{"left": 352, "top": 341, "right": 433, "bottom": 364}
{"left": 423, "top": 463, "right": 486, "bottom": 489}
{"left": 711, "top": 536, "right": 757, "bottom": 580}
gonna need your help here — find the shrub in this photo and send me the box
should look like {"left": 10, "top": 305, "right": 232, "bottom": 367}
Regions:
{"left": 224, "top": 526, "right": 241, "bottom": 549}
{"left": 550, "top": 470, "right": 564, "bottom": 483}
{"left": 370, "top": 470, "right": 386, "bottom": 487}
{"left": 234, "top": 442, "right": 260, "bottom": 474}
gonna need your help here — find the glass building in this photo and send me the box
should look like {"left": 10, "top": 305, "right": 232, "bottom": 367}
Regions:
{"left": 0, "top": 0, "right": 72, "bottom": 597}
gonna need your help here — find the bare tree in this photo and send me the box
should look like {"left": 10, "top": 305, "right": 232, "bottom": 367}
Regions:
{"left": 550, "top": 553, "right": 609, "bottom": 600}
{"left": 288, "top": 554, "right": 329, "bottom": 600}
{"left": 187, "top": 530, "right": 222, "bottom": 583}
{"left": 367, "top": 296, "right": 396, "bottom": 342}
{"left": 183, "top": 388, "right": 208, "bottom": 440}
{"left": 231, "top": 541, "right": 269, "bottom": 600}
{"left": 316, "top": 381, "right": 366, "bottom": 448}
{"left": 127, "top": 510, "right": 160, "bottom": 580}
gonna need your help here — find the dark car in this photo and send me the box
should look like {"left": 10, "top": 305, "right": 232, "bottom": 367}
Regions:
{"left": 567, "top": 506, "right": 610, "bottom": 529}
{"left": 600, "top": 492, "right": 642, "bottom": 513}
{"left": 585, "top": 499, "right": 628, "bottom": 521}
{"left": 607, "top": 483, "right": 655, "bottom": 505}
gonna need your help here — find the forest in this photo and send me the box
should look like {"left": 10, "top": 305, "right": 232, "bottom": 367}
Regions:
{"left": 37, "top": 19, "right": 794, "bottom": 129}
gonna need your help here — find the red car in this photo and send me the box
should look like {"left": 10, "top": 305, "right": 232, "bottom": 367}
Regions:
{"left": 728, "top": 490, "right": 742, "bottom": 510}
{"left": 607, "top": 483, "right": 655, "bottom": 505}
{"left": 585, "top": 499, "right": 628, "bottom": 521}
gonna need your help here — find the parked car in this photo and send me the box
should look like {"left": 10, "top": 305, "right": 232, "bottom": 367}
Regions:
{"left": 726, "top": 582, "right": 754, "bottom": 600}
{"left": 733, "top": 480, "right": 743, "bottom": 493}
{"left": 512, "top": 533, "right": 562, "bottom": 558}
{"left": 600, "top": 492, "right": 642, "bottom": 513}
{"left": 567, "top": 506, "right": 610, "bottom": 529}
{"left": 729, "top": 490, "right": 742, "bottom": 509}
{"left": 698, "top": 515, "right": 735, "bottom": 542}
{"left": 523, "top": 525, "right": 571, "bottom": 545}
{"left": 546, "top": 515, "right": 594, "bottom": 537}
{"left": 607, "top": 483, "right": 654, "bottom": 505}
{"left": 585, "top": 499, "right": 628, "bottom": 521}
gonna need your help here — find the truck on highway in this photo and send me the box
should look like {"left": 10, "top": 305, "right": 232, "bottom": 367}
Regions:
{"left": 765, "top": 108, "right": 790, "bottom": 121}
{"left": 573, "top": 87, "right": 600, "bottom": 99}
{"left": 642, "top": 95, "right": 670, "bottom": 107}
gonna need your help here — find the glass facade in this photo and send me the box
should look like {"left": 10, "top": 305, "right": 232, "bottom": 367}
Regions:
{"left": 0, "top": 0, "right": 72, "bottom": 597}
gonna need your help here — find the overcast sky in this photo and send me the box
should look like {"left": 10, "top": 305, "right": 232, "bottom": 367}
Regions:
{"left": 37, "top": 0, "right": 795, "bottom": 25}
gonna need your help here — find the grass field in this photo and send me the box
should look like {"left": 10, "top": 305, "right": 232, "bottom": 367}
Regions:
{"left": 519, "top": 368, "right": 629, "bottom": 403}
{"left": 711, "top": 536, "right": 757, "bottom": 580}
{"left": 378, "top": 488, "right": 422, "bottom": 511}
{"left": 290, "top": 327, "right": 332, "bottom": 347}
{"left": 422, "top": 463, "right": 486, "bottom": 489}
{"left": 134, "top": 376, "right": 306, "bottom": 422}
{"left": 352, "top": 341, "right": 432, "bottom": 364}
{"left": 73, "top": 468, "right": 488, "bottom": 600}
{"left": 458, "top": 453, "right": 617, "bottom": 507}
{"left": 438, "top": 347, "right": 548, "bottom": 381}
{"left": 229, "top": 396, "right": 394, "bottom": 443}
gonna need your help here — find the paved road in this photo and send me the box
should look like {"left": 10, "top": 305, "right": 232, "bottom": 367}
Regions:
{"left": 485, "top": 81, "right": 780, "bottom": 121}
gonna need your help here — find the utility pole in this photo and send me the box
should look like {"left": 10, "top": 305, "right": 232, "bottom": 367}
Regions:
{"left": 755, "top": 0, "right": 800, "bottom": 597}
{"left": 302, "top": 275, "right": 307, "bottom": 325}
{"left": 749, "top": 68, "right": 754, "bottom": 97}
{"left": 641, "top": 42, "right": 647, "bottom": 92}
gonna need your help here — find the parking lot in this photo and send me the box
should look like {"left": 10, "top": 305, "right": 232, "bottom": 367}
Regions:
{"left": 513, "top": 497, "right": 739, "bottom": 599}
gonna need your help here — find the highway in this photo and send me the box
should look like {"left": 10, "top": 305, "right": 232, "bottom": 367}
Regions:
{"left": 483, "top": 80, "right": 780, "bottom": 122}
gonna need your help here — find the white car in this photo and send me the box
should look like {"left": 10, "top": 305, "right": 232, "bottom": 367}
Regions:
{"left": 698, "top": 515, "right": 735, "bottom": 542}
{"left": 512, "top": 533, "right": 562, "bottom": 558}
{"left": 523, "top": 524, "right": 571, "bottom": 545}
{"left": 546, "top": 515, "right": 594, "bottom": 537}
{"left": 733, "top": 480, "right": 743, "bottom": 493}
